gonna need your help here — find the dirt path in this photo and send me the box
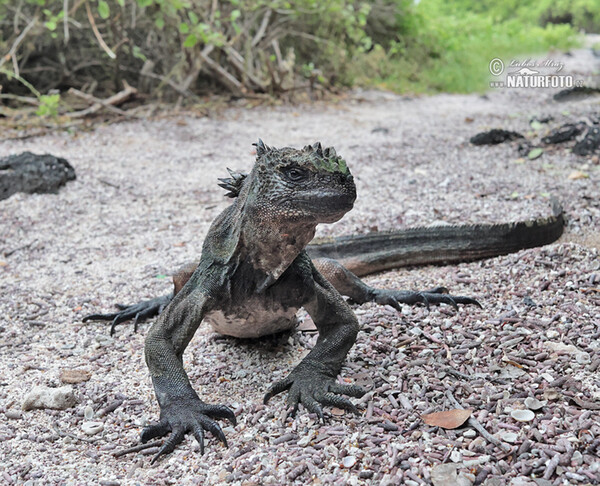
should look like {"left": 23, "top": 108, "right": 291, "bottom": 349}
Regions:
{"left": 0, "top": 48, "right": 599, "bottom": 485}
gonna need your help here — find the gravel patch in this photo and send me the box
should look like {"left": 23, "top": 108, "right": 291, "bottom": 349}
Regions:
{"left": 0, "top": 48, "right": 599, "bottom": 485}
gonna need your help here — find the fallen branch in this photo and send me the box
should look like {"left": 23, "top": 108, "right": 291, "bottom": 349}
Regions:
{"left": 446, "top": 390, "right": 512, "bottom": 453}
{"left": 67, "top": 82, "right": 137, "bottom": 118}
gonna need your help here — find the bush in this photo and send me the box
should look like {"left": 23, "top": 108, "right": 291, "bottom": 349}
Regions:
{"left": 0, "top": 0, "right": 382, "bottom": 102}
{"left": 0, "top": 0, "right": 591, "bottom": 108}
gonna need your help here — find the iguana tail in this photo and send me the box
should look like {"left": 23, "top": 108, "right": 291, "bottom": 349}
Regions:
{"left": 307, "top": 199, "right": 564, "bottom": 277}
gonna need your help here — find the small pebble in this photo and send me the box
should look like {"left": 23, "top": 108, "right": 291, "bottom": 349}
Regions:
{"left": 511, "top": 409, "right": 535, "bottom": 422}
{"left": 524, "top": 397, "right": 547, "bottom": 411}
{"left": 82, "top": 421, "right": 104, "bottom": 436}
{"left": 342, "top": 456, "right": 357, "bottom": 468}
{"left": 84, "top": 405, "right": 94, "bottom": 420}
{"left": 5, "top": 410, "right": 22, "bottom": 420}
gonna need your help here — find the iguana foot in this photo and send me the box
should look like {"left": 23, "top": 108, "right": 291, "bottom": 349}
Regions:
{"left": 82, "top": 294, "right": 171, "bottom": 335}
{"left": 371, "top": 286, "right": 481, "bottom": 311}
{"left": 141, "top": 398, "right": 236, "bottom": 464}
{"left": 264, "top": 362, "right": 366, "bottom": 420}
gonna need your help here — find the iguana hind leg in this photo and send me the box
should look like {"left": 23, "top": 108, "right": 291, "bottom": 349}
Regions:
{"left": 313, "top": 258, "right": 481, "bottom": 311}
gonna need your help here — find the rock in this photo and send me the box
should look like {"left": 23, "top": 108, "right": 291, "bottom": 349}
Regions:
{"left": 5, "top": 410, "right": 22, "bottom": 419}
{"left": 544, "top": 342, "right": 578, "bottom": 355}
{"left": 431, "top": 464, "right": 458, "bottom": 486}
{"left": 82, "top": 421, "right": 104, "bottom": 435}
{"left": 342, "top": 456, "right": 357, "bottom": 468}
{"left": 22, "top": 385, "right": 77, "bottom": 411}
{"left": 470, "top": 129, "right": 524, "bottom": 146}
{"left": 553, "top": 86, "right": 600, "bottom": 102}
{"left": 575, "top": 352, "right": 591, "bottom": 364}
{"left": 541, "top": 123, "right": 585, "bottom": 144}
{"left": 573, "top": 126, "right": 600, "bottom": 156}
{"left": 0, "top": 152, "right": 75, "bottom": 201}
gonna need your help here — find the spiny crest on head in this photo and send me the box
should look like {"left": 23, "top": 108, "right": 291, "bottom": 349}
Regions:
{"left": 303, "top": 141, "right": 349, "bottom": 175}
{"left": 218, "top": 168, "right": 247, "bottom": 198}
{"left": 253, "top": 138, "right": 275, "bottom": 158}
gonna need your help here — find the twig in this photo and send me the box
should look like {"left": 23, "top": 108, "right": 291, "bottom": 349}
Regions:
{"left": 0, "top": 93, "right": 39, "bottom": 105}
{"left": 67, "top": 82, "right": 137, "bottom": 118}
{"left": 52, "top": 422, "right": 98, "bottom": 444}
{"left": 85, "top": 0, "right": 116, "bottom": 59}
{"left": 200, "top": 50, "right": 244, "bottom": 94}
{"left": 63, "top": 0, "right": 70, "bottom": 43}
{"left": 0, "top": 130, "right": 49, "bottom": 142}
{"left": 0, "top": 17, "right": 37, "bottom": 70}
{"left": 445, "top": 390, "right": 512, "bottom": 452}
{"left": 251, "top": 9, "right": 272, "bottom": 47}
{"left": 113, "top": 441, "right": 163, "bottom": 458}
{"left": 224, "top": 46, "right": 266, "bottom": 91}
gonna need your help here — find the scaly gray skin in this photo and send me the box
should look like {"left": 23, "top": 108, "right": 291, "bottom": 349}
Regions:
{"left": 87, "top": 139, "right": 568, "bottom": 462}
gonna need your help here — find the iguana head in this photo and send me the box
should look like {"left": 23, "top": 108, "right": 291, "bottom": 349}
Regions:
{"left": 223, "top": 139, "right": 356, "bottom": 225}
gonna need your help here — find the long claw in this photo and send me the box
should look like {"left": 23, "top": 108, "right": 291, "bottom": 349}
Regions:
{"left": 321, "top": 392, "right": 359, "bottom": 414}
{"left": 302, "top": 397, "right": 324, "bottom": 422}
{"left": 140, "top": 421, "right": 170, "bottom": 443}
{"left": 151, "top": 428, "right": 185, "bottom": 464}
{"left": 199, "top": 416, "right": 228, "bottom": 448}
{"left": 192, "top": 424, "right": 205, "bottom": 455}
{"left": 202, "top": 404, "right": 237, "bottom": 425}
{"left": 264, "top": 377, "right": 292, "bottom": 404}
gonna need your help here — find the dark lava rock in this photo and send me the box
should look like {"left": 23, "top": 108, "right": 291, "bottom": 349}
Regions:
{"left": 573, "top": 126, "right": 600, "bottom": 156}
{"left": 0, "top": 152, "right": 75, "bottom": 200}
{"left": 542, "top": 123, "right": 586, "bottom": 144}
{"left": 470, "top": 129, "right": 524, "bottom": 146}
{"left": 553, "top": 86, "right": 600, "bottom": 102}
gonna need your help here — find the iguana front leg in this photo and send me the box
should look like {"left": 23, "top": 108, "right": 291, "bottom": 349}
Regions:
{"left": 82, "top": 262, "right": 198, "bottom": 334}
{"left": 314, "top": 258, "right": 481, "bottom": 310}
{"left": 264, "top": 260, "right": 366, "bottom": 419}
{"left": 142, "top": 285, "right": 235, "bottom": 463}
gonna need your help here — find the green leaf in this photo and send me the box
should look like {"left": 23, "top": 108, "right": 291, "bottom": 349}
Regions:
{"left": 183, "top": 34, "right": 198, "bottom": 48}
{"left": 155, "top": 274, "right": 168, "bottom": 279}
{"left": 98, "top": 0, "right": 110, "bottom": 19}
{"left": 116, "top": 0, "right": 125, "bottom": 6}
{"left": 45, "top": 20, "right": 57, "bottom": 31}
{"left": 231, "top": 9, "right": 241, "bottom": 21}
{"left": 188, "top": 11, "right": 199, "bottom": 25}
{"left": 179, "top": 22, "right": 189, "bottom": 34}
{"left": 132, "top": 45, "right": 147, "bottom": 61}
{"left": 527, "top": 148, "right": 543, "bottom": 160}
{"left": 530, "top": 120, "right": 543, "bottom": 131}
{"left": 155, "top": 16, "right": 165, "bottom": 29}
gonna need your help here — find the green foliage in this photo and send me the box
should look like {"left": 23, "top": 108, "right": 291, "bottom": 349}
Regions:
{"left": 353, "top": 0, "right": 584, "bottom": 93}
{"left": 0, "top": 0, "right": 593, "bottom": 103}
{"left": 36, "top": 94, "right": 60, "bottom": 118}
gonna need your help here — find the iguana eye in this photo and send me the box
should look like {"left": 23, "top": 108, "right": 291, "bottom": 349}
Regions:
{"left": 283, "top": 167, "right": 308, "bottom": 182}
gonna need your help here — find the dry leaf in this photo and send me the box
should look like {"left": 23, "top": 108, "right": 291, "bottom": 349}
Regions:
{"left": 297, "top": 316, "right": 317, "bottom": 332}
{"left": 421, "top": 409, "right": 472, "bottom": 429}
{"left": 568, "top": 170, "right": 588, "bottom": 180}
{"left": 60, "top": 369, "right": 92, "bottom": 384}
{"left": 330, "top": 407, "right": 346, "bottom": 416}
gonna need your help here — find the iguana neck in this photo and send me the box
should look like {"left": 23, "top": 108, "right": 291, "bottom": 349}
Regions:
{"left": 238, "top": 204, "right": 316, "bottom": 291}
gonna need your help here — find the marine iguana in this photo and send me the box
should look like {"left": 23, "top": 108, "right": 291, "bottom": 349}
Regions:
{"left": 84, "top": 140, "right": 563, "bottom": 462}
